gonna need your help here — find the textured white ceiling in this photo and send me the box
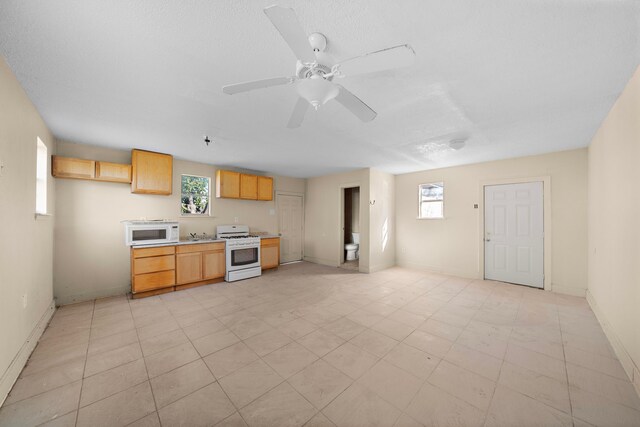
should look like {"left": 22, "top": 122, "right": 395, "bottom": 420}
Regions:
{"left": 1, "top": 0, "right": 638, "bottom": 177}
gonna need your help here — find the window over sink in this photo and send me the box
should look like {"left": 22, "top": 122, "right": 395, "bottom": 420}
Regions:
{"left": 181, "top": 174, "right": 210, "bottom": 216}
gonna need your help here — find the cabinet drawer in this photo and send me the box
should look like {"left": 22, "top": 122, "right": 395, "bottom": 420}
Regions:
{"left": 133, "top": 270, "right": 175, "bottom": 292}
{"left": 132, "top": 246, "right": 175, "bottom": 258}
{"left": 176, "top": 242, "right": 225, "bottom": 254}
{"left": 260, "top": 238, "right": 280, "bottom": 247}
{"left": 133, "top": 255, "right": 175, "bottom": 275}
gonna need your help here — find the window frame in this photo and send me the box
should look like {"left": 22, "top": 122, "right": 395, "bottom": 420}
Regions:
{"left": 417, "top": 181, "right": 444, "bottom": 220}
{"left": 180, "top": 174, "right": 212, "bottom": 217}
{"left": 35, "top": 137, "right": 48, "bottom": 215}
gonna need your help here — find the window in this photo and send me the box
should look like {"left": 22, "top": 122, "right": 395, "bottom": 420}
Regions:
{"left": 181, "top": 174, "right": 210, "bottom": 216}
{"left": 418, "top": 182, "right": 444, "bottom": 219}
{"left": 35, "top": 138, "right": 47, "bottom": 214}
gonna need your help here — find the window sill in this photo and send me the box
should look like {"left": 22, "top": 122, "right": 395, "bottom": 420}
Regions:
{"left": 416, "top": 216, "right": 444, "bottom": 220}
{"left": 34, "top": 213, "right": 53, "bottom": 220}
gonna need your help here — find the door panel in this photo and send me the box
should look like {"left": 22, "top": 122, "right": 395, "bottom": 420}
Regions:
{"left": 484, "top": 182, "right": 543, "bottom": 288}
{"left": 203, "top": 250, "right": 225, "bottom": 279}
{"left": 277, "top": 194, "right": 303, "bottom": 263}
{"left": 176, "top": 252, "right": 202, "bottom": 284}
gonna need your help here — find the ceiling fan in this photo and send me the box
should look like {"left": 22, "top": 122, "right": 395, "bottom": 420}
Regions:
{"left": 222, "top": 5, "right": 415, "bottom": 128}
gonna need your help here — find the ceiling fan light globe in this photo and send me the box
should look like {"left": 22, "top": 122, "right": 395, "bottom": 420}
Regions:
{"left": 297, "top": 75, "right": 339, "bottom": 109}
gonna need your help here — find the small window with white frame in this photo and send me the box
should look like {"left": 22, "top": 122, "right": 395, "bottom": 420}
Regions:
{"left": 181, "top": 174, "right": 211, "bottom": 216}
{"left": 35, "top": 137, "right": 47, "bottom": 214}
{"left": 418, "top": 182, "right": 444, "bottom": 219}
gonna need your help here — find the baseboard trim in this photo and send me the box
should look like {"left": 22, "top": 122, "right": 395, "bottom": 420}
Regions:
{"left": 303, "top": 256, "right": 339, "bottom": 268}
{"left": 0, "top": 300, "right": 56, "bottom": 406}
{"left": 550, "top": 285, "right": 586, "bottom": 297}
{"left": 369, "top": 262, "right": 396, "bottom": 273}
{"left": 586, "top": 290, "right": 640, "bottom": 398}
{"left": 396, "top": 261, "right": 478, "bottom": 280}
{"left": 55, "top": 285, "right": 128, "bottom": 306}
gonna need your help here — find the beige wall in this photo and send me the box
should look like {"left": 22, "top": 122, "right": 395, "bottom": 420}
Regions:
{"left": 54, "top": 141, "right": 305, "bottom": 304}
{"left": 0, "top": 57, "right": 56, "bottom": 402}
{"left": 369, "top": 169, "right": 396, "bottom": 272}
{"left": 304, "top": 169, "right": 370, "bottom": 272}
{"left": 587, "top": 66, "right": 640, "bottom": 390}
{"left": 395, "top": 149, "right": 588, "bottom": 296}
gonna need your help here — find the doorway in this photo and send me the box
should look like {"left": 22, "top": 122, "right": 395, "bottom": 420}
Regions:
{"left": 341, "top": 186, "right": 360, "bottom": 270}
{"left": 277, "top": 193, "right": 304, "bottom": 263}
{"left": 484, "top": 181, "right": 544, "bottom": 288}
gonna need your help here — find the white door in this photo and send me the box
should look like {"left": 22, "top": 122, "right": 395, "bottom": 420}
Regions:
{"left": 277, "top": 194, "right": 304, "bottom": 263}
{"left": 484, "top": 182, "right": 544, "bottom": 288}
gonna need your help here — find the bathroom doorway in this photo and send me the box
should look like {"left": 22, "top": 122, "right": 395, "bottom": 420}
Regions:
{"left": 341, "top": 186, "right": 360, "bottom": 271}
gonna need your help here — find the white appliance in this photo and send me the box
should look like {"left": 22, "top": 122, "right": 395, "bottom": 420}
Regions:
{"left": 123, "top": 220, "right": 179, "bottom": 246}
{"left": 216, "top": 225, "right": 261, "bottom": 282}
{"left": 345, "top": 232, "right": 360, "bottom": 261}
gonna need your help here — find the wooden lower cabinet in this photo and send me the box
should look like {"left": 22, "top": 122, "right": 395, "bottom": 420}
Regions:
{"left": 131, "top": 242, "right": 225, "bottom": 298}
{"left": 131, "top": 246, "right": 176, "bottom": 297}
{"left": 203, "top": 249, "right": 225, "bottom": 279}
{"left": 176, "top": 252, "right": 203, "bottom": 284}
{"left": 176, "top": 242, "right": 226, "bottom": 288}
{"left": 261, "top": 237, "right": 280, "bottom": 270}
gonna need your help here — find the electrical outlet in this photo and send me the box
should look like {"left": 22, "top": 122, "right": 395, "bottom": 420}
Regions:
{"left": 234, "top": 217, "right": 239, "bottom": 223}
{"left": 22, "top": 294, "right": 28, "bottom": 308}
{"left": 402, "top": 247, "right": 406, "bottom": 253}
{"left": 269, "top": 209, "right": 275, "bottom": 216}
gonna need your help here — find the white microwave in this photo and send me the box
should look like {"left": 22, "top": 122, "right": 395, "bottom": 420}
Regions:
{"left": 123, "top": 220, "right": 179, "bottom": 246}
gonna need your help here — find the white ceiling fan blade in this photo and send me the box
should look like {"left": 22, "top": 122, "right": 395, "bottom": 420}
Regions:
{"left": 287, "top": 97, "right": 309, "bottom": 129}
{"left": 264, "top": 6, "right": 316, "bottom": 64}
{"left": 222, "top": 76, "right": 294, "bottom": 95}
{"left": 335, "top": 44, "right": 415, "bottom": 77}
{"left": 334, "top": 85, "right": 377, "bottom": 122}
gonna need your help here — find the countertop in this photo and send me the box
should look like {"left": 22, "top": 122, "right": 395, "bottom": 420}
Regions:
{"left": 132, "top": 235, "right": 279, "bottom": 249}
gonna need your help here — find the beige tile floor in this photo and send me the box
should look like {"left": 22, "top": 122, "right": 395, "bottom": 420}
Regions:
{"left": 1, "top": 262, "right": 640, "bottom": 427}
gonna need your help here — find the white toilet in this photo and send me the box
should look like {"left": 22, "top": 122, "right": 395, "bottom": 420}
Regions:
{"left": 345, "top": 233, "right": 360, "bottom": 261}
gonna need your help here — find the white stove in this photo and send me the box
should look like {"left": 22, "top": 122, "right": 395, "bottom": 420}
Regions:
{"left": 216, "top": 225, "right": 261, "bottom": 282}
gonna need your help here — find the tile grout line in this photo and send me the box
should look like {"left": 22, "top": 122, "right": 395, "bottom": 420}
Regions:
{"left": 74, "top": 299, "right": 96, "bottom": 427}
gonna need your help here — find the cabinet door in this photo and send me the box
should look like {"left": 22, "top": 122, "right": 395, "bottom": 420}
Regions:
{"left": 203, "top": 250, "right": 225, "bottom": 279}
{"left": 216, "top": 170, "right": 240, "bottom": 198}
{"left": 52, "top": 156, "right": 96, "bottom": 180}
{"left": 257, "top": 176, "right": 273, "bottom": 201}
{"left": 96, "top": 161, "right": 132, "bottom": 183}
{"left": 260, "top": 238, "right": 280, "bottom": 269}
{"left": 240, "top": 174, "right": 258, "bottom": 199}
{"left": 131, "top": 149, "right": 173, "bottom": 195}
{"left": 176, "top": 252, "right": 202, "bottom": 284}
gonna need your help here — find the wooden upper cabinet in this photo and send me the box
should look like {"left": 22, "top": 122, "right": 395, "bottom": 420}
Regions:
{"left": 216, "top": 169, "right": 273, "bottom": 201}
{"left": 216, "top": 170, "right": 240, "bottom": 198}
{"left": 52, "top": 156, "right": 95, "bottom": 180}
{"left": 240, "top": 174, "right": 258, "bottom": 199}
{"left": 131, "top": 149, "right": 173, "bottom": 195}
{"left": 95, "top": 161, "right": 132, "bottom": 183}
{"left": 257, "top": 176, "right": 273, "bottom": 201}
